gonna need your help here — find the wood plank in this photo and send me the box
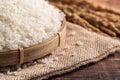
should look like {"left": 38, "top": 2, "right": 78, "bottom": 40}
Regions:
{"left": 50, "top": 53, "right": 120, "bottom": 80}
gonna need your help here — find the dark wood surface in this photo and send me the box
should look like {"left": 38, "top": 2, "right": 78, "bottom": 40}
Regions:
{"left": 50, "top": 0, "right": 120, "bottom": 80}
{"left": 50, "top": 53, "right": 120, "bottom": 80}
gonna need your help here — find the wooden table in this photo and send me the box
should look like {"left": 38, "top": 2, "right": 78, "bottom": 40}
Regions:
{"left": 50, "top": 0, "right": 120, "bottom": 80}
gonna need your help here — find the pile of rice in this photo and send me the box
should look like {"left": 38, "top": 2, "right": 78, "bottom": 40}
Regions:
{"left": 0, "top": 0, "right": 65, "bottom": 51}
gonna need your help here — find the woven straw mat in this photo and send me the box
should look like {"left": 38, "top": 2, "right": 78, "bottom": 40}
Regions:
{"left": 1, "top": 22, "right": 120, "bottom": 80}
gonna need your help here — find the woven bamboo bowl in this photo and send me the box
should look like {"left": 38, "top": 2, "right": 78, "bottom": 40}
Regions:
{"left": 0, "top": 18, "right": 66, "bottom": 67}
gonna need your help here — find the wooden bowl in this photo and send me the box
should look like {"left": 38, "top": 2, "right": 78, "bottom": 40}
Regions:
{"left": 0, "top": 19, "right": 67, "bottom": 67}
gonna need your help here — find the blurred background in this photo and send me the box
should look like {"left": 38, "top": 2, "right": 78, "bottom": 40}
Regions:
{"left": 49, "top": 0, "right": 120, "bottom": 37}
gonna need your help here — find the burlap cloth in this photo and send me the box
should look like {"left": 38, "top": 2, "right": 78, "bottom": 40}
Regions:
{"left": 1, "top": 22, "right": 120, "bottom": 80}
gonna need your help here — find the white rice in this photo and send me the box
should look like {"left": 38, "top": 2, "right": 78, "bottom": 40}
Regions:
{"left": 0, "top": 0, "right": 65, "bottom": 51}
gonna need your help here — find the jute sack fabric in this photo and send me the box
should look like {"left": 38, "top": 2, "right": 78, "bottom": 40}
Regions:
{"left": 1, "top": 22, "right": 120, "bottom": 80}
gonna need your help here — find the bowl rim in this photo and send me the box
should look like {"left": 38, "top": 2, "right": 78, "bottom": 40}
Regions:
{"left": 0, "top": 18, "right": 66, "bottom": 67}
{"left": 0, "top": 18, "right": 66, "bottom": 54}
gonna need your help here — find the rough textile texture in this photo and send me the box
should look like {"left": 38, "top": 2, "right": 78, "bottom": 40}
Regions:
{"left": 0, "top": 22, "right": 120, "bottom": 80}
